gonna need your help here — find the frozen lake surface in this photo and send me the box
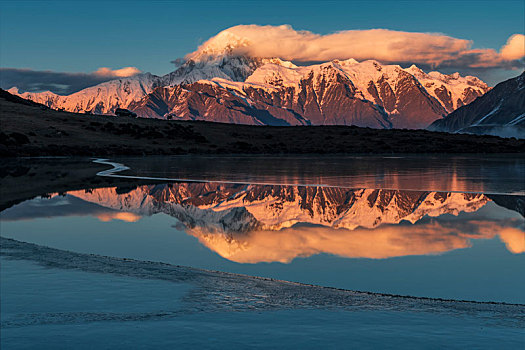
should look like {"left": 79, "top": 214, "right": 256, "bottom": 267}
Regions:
{"left": 1, "top": 237, "right": 524, "bottom": 349}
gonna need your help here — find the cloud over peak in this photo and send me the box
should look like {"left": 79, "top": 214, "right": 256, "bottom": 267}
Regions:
{"left": 188, "top": 24, "right": 525, "bottom": 70}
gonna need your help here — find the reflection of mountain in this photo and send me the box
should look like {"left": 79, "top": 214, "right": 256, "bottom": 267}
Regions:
{"left": 487, "top": 194, "right": 525, "bottom": 217}
{"left": 63, "top": 183, "right": 524, "bottom": 262}
{"left": 68, "top": 184, "right": 489, "bottom": 231}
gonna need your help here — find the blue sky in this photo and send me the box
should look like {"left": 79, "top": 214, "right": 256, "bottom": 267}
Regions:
{"left": 1, "top": 0, "right": 523, "bottom": 88}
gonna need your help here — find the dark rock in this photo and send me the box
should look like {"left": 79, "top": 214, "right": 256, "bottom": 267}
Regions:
{"left": 115, "top": 108, "right": 137, "bottom": 118}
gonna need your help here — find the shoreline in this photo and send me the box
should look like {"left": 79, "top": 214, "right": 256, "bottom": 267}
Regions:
{"left": 93, "top": 158, "right": 525, "bottom": 196}
{"left": 0, "top": 157, "right": 165, "bottom": 211}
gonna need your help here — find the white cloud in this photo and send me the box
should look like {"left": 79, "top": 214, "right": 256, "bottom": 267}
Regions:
{"left": 500, "top": 34, "right": 525, "bottom": 61}
{"left": 188, "top": 25, "right": 525, "bottom": 69}
{"left": 93, "top": 66, "right": 142, "bottom": 78}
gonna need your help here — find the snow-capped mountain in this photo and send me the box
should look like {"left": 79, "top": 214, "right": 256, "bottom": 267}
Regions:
{"left": 162, "top": 55, "right": 260, "bottom": 86}
{"left": 8, "top": 30, "right": 489, "bottom": 129}
{"left": 130, "top": 59, "right": 488, "bottom": 128}
{"left": 429, "top": 71, "right": 525, "bottom": 137}
{"left": 7, "top": 88, "right": 62, "bottom": 110}
{"left": 161, "top": 30, "right": 292, "bottom": 85}
{"left": 9, "top": 73, "right": 162, "bottom": 114}
{"left": 130, "top": 61, "right": 393, "bottom": 127}
{"left": 6, "top": 56, "right": 293, "bottom": 116}
{"left": 404, "top": 65, "right": 489, "bottom": 112}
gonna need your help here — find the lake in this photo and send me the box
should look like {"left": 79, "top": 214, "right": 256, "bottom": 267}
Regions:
{"left": 1, "top": 155, "right": 524, "bottom": 348}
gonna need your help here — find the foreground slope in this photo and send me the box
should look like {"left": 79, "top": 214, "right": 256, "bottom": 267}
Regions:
{"left": 1, "top": 89, "right": 523, "bottom": 156}
{"left": 429, "top": 72, "right": 525, "bottom": 137}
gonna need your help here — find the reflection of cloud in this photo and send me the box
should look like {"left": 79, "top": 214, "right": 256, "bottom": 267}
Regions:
{"left": 0, "top": 66, "right": 142, "bottom": 94}
{"left": 188, "top": 219, "right": 523, "bottom": 263}
{"left": 189, "top": 25, "right": 524, "bottom": 70}
{"left": 96, "top": 212, "right": 141, "bottom": 223}
{"left": 63, "top": 184, "right": 523, "bottom": 262}
{"left": 499, "top": 228, "right": 525, "bottom": 254}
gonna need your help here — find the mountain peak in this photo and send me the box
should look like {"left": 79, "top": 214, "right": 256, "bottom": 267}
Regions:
{"left": 406, "top": 64, "right": 425, "bottom": 75}
{"left": 339, "top": 58, "right": 360, "bottom": 66}
{"left": 187, "top": 30, "right": 251, "bottom": 62}
{"left": 7, "top": 87, "right": 20, "bottom": 94}
{"left": 262, "top": 57, "right": 297, "bottom": 68}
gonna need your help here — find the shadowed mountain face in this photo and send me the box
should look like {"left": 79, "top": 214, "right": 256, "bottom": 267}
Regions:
{"left": 42, "top": 182, "right": 523, "bottom": 263}
{"left": 429, "top": 72, "right": 525, "bottom": 137}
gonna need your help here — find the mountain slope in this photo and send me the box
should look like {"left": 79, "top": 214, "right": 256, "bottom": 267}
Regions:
{"left": 429, "top": 72, "right": 525, "bottom": 137}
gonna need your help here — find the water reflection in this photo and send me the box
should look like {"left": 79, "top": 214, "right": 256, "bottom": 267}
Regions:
{"left": 5, "top": 182, "right": 521, "bottom": 263}
{"left": 188, "top": 220, "right": 524, "bottom": 263}
{"left": 109, "top": 155, "right": 525, "bottom": 194}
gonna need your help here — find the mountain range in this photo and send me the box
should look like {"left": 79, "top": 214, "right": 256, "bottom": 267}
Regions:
{"left": 130, "top": 59, "right": 490, "bottom": 129}
{"left": 8, "top": 33, "right": 491, "bottom": 130}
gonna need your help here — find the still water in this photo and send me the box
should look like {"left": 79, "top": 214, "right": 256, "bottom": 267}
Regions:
{"left": 106, "top": 154, "right": 525, "bottom": 194}
{"left": 2, "top": 155, "right": 524, "bottom": 303}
